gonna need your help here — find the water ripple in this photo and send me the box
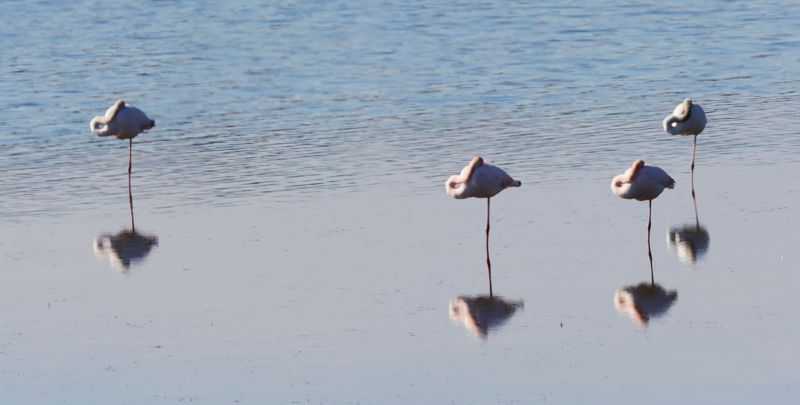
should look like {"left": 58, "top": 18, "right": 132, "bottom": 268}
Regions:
{"left": 1, "top": 0, "right": 799, "bottom": 220}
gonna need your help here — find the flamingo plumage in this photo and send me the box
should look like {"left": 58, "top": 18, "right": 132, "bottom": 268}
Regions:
{"left": 90, "top": 100, "right": 155, "bottom": 174}
{"left": 446, "top": 156, "right": 521, "bottom": 297}
{"left": 611, "top": 160, "right": 675, "bottom": 282}
{"left": 662, "top": 97, "right": 706, "bottom": 190}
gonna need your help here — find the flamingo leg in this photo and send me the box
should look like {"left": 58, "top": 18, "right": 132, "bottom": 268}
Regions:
{"left": 128, "top": 138, "right": 133, "bottom": 174}
{"left": 691, "top": 134, "right": 699, "bottom": 226}
{"left": 128, "top": 164, "right": 135, "bottom": 232}
{"left": 486, "top": 197, "right": 493, "bottom": 298}
{"left": 692, "top": 181, "right": 700, "bottom": 228}
{"left": 691, "top": 134, "right": 697, "bottom": 175}
{"left": 648, "top": 200, "right": 654, "bottom": 285}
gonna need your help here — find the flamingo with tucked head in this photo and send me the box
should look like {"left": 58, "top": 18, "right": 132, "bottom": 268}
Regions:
{"left": 446, "top": 156, "right": 521, "bottom": 296}
{"left": 611, "top": 160, "right": 675, "bottom": 282}
{"left": 90, "top": 100, "right": 155, "bottom": 174}
{"left": 662, "top": 98, "right": 706, "bottom": 186}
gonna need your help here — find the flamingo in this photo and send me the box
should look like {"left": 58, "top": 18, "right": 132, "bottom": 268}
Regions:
{"left": 91, "top": 100, "right": 155, "bottom": 225}
{"left": 662, "top": 98, "right": 706, "bottom": 191}
{"left": 90, "top": 100, "right": 156, "bottom": 175}
{"left": 611, "top": 160, "right": 675, "bottom": 282}
{"left": 446, "top": 156, "right": 521, "bottom": 296}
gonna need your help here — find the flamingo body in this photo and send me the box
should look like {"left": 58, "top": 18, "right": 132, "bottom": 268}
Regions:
{"left": 612, "top": 160, "right": 674, "bottom": 281}
{"left": 611, "top": 160, "right": 674, "bottom": 201}
{"left": 445, "top": 156, "right": 521, "bottom": 199}
{"left": 446, "top": 156, "right": 520, "bottom": 296}
{"left": 662, "top": 98, "right": 706, "bottom": 136}
{"left": 90, "top": 100, "right": 155, "bottom": 140}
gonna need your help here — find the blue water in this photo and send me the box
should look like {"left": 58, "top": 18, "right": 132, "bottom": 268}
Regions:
{"left": 2, "top": 1, "right": 800, "bottom": 403}
{"left": 2, "top": 0, "right": 799, "bottom": 219}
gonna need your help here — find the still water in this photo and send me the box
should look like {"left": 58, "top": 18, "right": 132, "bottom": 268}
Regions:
{"left": 2, "top": 0, "right": 800, "bottom": 403}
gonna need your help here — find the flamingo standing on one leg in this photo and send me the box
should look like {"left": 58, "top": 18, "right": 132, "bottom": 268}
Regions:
{"left": 446, "top": 156, "right": 521, "bottom": 297}
{"left": 90, "top": 100, "right": 156, "bottom": 174}
{"left": 90, "top": 100, "right": 155, "bottom": 229}
{"left": 611, "top": 160, "right": 675, "bottom": 283}
{"left": 662, "top": 98, "right": 706, "bottom": 195}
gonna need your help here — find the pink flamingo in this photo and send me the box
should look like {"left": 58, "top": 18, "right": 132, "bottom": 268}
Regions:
{"left": 661, "top": 97, "right": 706, "bottom": 218}
{"left": 91, "top": 100, "right": 155, "bottom": 228}
{"left": 90, "top": 100, "right": 156, "bottom": 175}
{"left": 446, "top": 156, "right": 521, "bottom": 296}
{"left": 611, "top": 160, "right": 675, "bottom": 282}
{"left": 662, "top": 98, "right": 706, "bottom": 189}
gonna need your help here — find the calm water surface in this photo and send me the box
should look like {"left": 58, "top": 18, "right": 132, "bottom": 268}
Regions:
{"left": 2, "top": 1, "right": 800, "bottom": 403}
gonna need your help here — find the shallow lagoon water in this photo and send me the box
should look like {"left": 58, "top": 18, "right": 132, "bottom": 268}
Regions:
{"left": 2, "top": 1, "right": 800, "bottom": 403}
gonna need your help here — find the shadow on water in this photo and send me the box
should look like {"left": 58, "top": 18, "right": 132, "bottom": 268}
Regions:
{"left": 93, "top": 170, "right": 158, "bottom": 274}
{"left": 449, "top": 295, "right": 524, "bottom": 341}
{"left": 668, "top": 178, "right": 710, "bottom": 266}
{"left": 614, "top": 282, "right": 678, "bottom": 328}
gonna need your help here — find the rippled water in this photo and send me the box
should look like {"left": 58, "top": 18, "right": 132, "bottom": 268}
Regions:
{"left": 2, "top": 1, "right": 800, "bottom": 403}
{"left": 3, "top": 0, "right": 800, "bottom": 219}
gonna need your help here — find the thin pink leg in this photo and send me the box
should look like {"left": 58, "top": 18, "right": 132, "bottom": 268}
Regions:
{"left": 128, "top": 138, "right": 135, "bottom": 230}
{"left": 691, "top": 134, "right": 697, "bottom": 176}
{"left": 648, "top": 200, "right": 654, "bottom": 285}
{"left": 486, "top": 198, "right": 493, "bottom": 298}
{"left": 691, "top": 135, "right": 699, "bottom": 225}
{"left": 128, "top": 165, "right": 135, "bottom": 232}
{"left": 128, "top": 138, "right": 133, "bottom": 174}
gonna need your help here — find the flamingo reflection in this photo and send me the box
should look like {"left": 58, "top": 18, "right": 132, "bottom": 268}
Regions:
{"left": 611, "top": 160, "right": 675, "bottom": 283}
{"left": 668, "top": 181, "right": 710, "bottom": 265}
{"left": 94, "top": 229, "right": 159, "bottom": 274}
{"left": 449, "top": 295, "right": 523, "bottom": 340}
{"left": 614, "top": 282, "right": 677, "bottom": 328}
{"left": 446, "top": 156, "right": 521, "bottom": 297}
{"left": 668, "top": 225, "right": 710, "bottom": 264}
{"left": 93, "top": 168, "right": 158, "bottom": 274}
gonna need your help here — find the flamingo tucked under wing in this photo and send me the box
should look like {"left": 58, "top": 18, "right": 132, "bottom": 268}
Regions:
{"left": 90, "top": 100, "right": 155, "bottom": 174}
{"left": 611, "top": 160, "right": 674, "bottom": 282}
{"left": 663, "top": 97, "right": 706, "bottom": 186}
{"left": 446, "top": 156, "right": 521, "bottom": 297}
